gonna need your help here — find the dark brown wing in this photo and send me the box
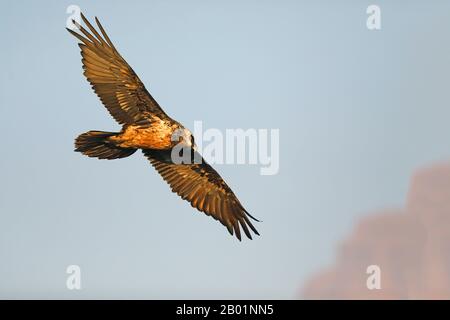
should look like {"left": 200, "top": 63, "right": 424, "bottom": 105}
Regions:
{"left": 143, "top": 149, "right": 260, "bottom": 240}
{"left": 67, "top": 13, "right": 168, "bottom": 125}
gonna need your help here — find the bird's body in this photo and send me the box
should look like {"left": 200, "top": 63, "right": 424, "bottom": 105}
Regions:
{"left": 111, "top": 120, "right": 179, "bottom": 150}
{"left": 68, "top": 14, "right": 259, "bottom": 240}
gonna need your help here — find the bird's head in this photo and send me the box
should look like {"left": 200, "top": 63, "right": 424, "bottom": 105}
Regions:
{"left": 172, "top": 127, "right": 197, "bottom": 152}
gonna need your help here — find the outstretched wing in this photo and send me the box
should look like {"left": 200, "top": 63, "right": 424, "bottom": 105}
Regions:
{"left": 143, "top": 150, "right": 260, "bottom": 240}
{"left": 67, "top": 13, "right": 168, "bottom": 125}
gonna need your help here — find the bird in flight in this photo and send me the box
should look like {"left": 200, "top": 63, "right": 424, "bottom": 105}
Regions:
{"left": 67, "top": 13, "right": 259, "bottom": 240}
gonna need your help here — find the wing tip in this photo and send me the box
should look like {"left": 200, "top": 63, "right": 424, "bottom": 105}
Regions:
{"left": 244, "top": 209, "right": 261, "bottom": 222}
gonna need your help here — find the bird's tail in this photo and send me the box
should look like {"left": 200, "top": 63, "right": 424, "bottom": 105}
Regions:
{"left": 75, "top": 131, "right": 137, "bottom": 160}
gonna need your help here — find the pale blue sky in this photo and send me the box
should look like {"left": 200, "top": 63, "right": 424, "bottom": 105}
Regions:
{"left": 1, "top": 0, "right": 450, "bottom": 298}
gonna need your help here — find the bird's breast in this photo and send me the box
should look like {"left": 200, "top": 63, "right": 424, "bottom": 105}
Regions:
{"left": 113, "top": 120, "right": 176, "bottom": 150}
